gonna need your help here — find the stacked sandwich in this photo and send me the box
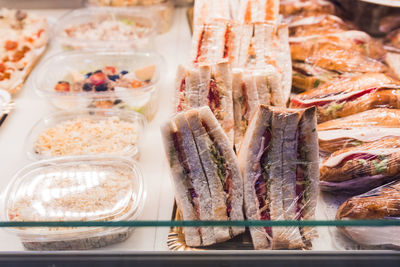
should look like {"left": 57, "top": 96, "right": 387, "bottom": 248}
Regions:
{"left": 165, "top": 0, "right": 320, "bottom": 250}
{"left": 281, "top": 0, "right": 400, "bottom": 249}
{"left": 162, "top": 105, "right": 319, "bottom": 249}
{"left": 281, "top": 0, "right": 400, "bottom": 195}
{"left": 176, "top": 0, "right": 292, "bottom": 150}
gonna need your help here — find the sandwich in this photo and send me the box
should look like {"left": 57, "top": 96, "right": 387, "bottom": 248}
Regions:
{"left": 161, "top": 107, "right": 245, "bottom": 247}
{"left": 290, "top": 73, "right": 400, "bottom": 123}
{"left": 238, "top": 22, "right": 292, "bottom": 105}
{"left": 290, "top": 41, "right": 388, "bottom": 75}
{"left": 232, "top": 67, "right": 282, "bottom": 151}
{"left": 238, "top": 0, "right": 280, "bottom": 24}
{"left": 191, "top": 19, "right": 244, "bottom": 66}
{"left": 237, "top": 105, "right": 319, "bottom": 250}
{"left": 289, "top": 31, "right": 386, "bottom": 62}
{"left": 320, "top": 137, "right": 400, "bottom": 194}
{"left": 280, "top": 0, "right": 336, "bottom": 18}
{"left": 288, "top": 14, "right": 354, "bottom": 38}
{"left": 175, "top": 62, "right": 234, "bottom": 144}
{"left": 336, "top": 180, "right": 400, "bottom": 248}
{"left": 191, "top": 20, "right": 226, "bottom": 65}
{"left": 318, "top": 108, "right": 400, "bottom": 154}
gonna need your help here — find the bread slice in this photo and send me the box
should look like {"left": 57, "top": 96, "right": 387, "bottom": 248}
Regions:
{"left": 238, "top": 105, "right": 273, "bottom": 249}
{"left": 213, "top": 61, "right": 234, "bottom": 145}
{"left": 298, "top": 106, "right": 319, "bottom": 248}
{"left": 161, "top": 121, "right": 202, "bottom": 247}
{"left": 185, "top": 109, "right": 231, "bottom": 243}
{"left": 186, "top": 68, "right": 201, "bottom": 108}
{"left": 198, "top": 106, "right": 245, "bottom": 236}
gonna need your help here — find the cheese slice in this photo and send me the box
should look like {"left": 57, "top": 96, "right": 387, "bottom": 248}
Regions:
{"left": 319, "top": 128, "right": 400, "bottom": 142}
{"left": 323, "top": 148, "right": 400, "bottom": 168}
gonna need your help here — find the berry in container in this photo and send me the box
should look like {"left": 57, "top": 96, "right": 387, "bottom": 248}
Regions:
{"left": 25, "top": 108, "right": 146, "bottom": 161}
{"left": 34, "top": 50, "right": 164, "bottom": 121}
{"left": 1, "top": 155, "right": 145, "bottom": 250}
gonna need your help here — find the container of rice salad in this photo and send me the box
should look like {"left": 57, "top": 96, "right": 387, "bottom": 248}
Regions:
{"left": 25, "top": 108, "right": 145, "bottom": 161}
{"left": 34, "top": 50, "right": 163, "bottom": 121}
{"left": 54, "top": 8, "right": 156, "bottom": 50}
{"left": 1, "top": 155, "right": 145, "bottom": 250}
{"left": 85, "top": 0, "right": 174, "bottom": 33}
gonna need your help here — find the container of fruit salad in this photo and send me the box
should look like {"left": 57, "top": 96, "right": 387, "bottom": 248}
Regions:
{"left": 34, "top": 50, "right": 163, "bottom": 121}
{"left": 25, "top": 108, "right": 145, "bottom": 161}
{"left": 1, "top": 155, "right": 145, "bottom": 250}
{"left": 53, "top": 8, "right": 156, "bottom": 50}
{"left": 85, "top": 0, "right": 174, "bottom": 34}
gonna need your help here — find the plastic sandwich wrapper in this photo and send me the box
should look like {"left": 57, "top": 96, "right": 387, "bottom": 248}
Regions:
{"left": 322, "top": 180, "right": 400, "bottom": 250}
{"left": 161, "top": 105, "right": 320, "bottom": 250}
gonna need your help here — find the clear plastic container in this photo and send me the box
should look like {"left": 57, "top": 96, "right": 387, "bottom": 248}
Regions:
{"left": 34, "top": 50, "right": 163, "bottom": 121}
{"left": 25, "top": 108, "right": 146, "bottom": 161}
{"left": 1, "top": 155, "right": 145, "bottom": 250}
{"left": 85, "top": 0, "right": 174, "bottom": 33}
{"left": 53, "top": 8, "right": 157, "bottom": 50}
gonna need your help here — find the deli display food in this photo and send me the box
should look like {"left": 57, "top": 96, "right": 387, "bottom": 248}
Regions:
{"left": 2, "top": 0, "right": 400, "bottom": 256}
{"left": 0, "top": 8, "right": 49, "bottom": 94}
{"left": 1, "top": 156, "right": 145, "bottom": 250}
{"left": 25, "top": 109, "right": 145, "bottom": 160}
{"left": 34, "top": 50, "right": 162, "bottom": 120}
{"left": 237, "top": 105, "right": 319, "bottom": 250}
{"left": 85, "top": 0, "right": 174, "bottom": 33}
{"left": 161, "top": 107, "right": 245, "bottom": 247}
{"left": 54, "top": 8, "right": 156, "bottom": 50}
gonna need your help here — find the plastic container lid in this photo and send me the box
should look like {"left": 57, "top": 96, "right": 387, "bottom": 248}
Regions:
{"left": 53, "top": 8, "right": 157, "bottom": 50}
{"left": 25, "top": 108, "right": 146, "bottom": 160}
{"left": 1, "top": 155, "right": 145, "bottom": 243}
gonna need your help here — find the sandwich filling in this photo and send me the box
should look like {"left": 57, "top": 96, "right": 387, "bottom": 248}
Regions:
{"left": 223, "top": 24, "right": 232, "bottom": 59}
{"left": 202, "top": 121, "right": 233, "bottom": 218}
{"left": 208, "top": 77, "right": 222, "bottom": 118}
{"left": 194, "top": 25, "right": 206, "bottom": 64}
{"left": 239, "top": 82, "right": 250, "bottom": 134}
{"left": 291, "top": 87, "right": 379, "bottom": 108}
{"left": 177, "top": 78, "right": 186, "bottom": 112}
{"left": 254, "top": 129, "right": 272, "bottom": 238}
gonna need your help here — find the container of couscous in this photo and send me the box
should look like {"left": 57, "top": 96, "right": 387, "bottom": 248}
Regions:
{"left": 25, "top": 108, "right": 146, "bottom": 161}
{"left": 1, "top": 155, "right": 145, "bottom": 250}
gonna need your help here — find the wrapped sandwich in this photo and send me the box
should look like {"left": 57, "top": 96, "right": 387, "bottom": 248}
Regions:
{"left": 320, "top": 137, "right": 400, "bottom": 194}
{"left": 318, "top": 108, "right": 400, "bottom": 155}
{"left": 290, "top": 73, "right": 400, "bottom": 123}
{"left": 238, "top": 105, "right": 319, "bottom": 250}
{"left": 336, "top": 180, "right": 400, "bottom": 248}
{"left": 161, "top": 107, "right": 244, "bottom": 247}
{"left": 176, "top": 62, "right": 234, "bottom": 144}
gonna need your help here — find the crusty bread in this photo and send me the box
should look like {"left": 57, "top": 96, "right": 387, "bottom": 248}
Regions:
{"left": 185, "top": 109, "right": 231, "bottom": 242}
{"left": 173, "top": 113, "right": 217, "bottom": 246}
{"left": 198, "top": 106, "right": 245, "bottom": 236}
{"left": 232, "top": 70, "right": 245, "bottom": 151}
{"left": 160, "top": 121, "right": 202, "bottom": 247}
{"left": 238, "top": 105, "right": 273, "bottom": 249}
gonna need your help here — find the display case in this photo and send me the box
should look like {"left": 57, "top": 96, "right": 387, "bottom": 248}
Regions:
{"left": 1, "top": 0, "right": 400, "bottom": 266}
